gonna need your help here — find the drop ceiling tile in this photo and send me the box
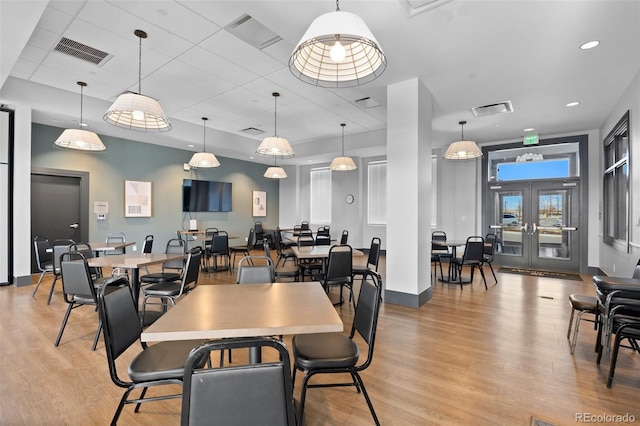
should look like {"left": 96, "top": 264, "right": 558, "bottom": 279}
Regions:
{"left": 178, "top": 46, "right": 258, "bottom": 86}
{"left": 109, "top": 0, "right": 222, "bottom": 44}
{"left": 199, "top": 30, "right": 284, "bottom": 75}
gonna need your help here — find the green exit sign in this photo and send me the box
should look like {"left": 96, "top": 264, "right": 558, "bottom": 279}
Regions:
{"left": 524, "top": 133, "right": 539, "bottom": 145}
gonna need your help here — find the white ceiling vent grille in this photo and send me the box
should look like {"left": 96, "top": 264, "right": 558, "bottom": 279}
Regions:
{"left": 471, "top": 101, "right": 514, "bottom": 118}
{"left": 226, "top": 15, "right": 282, "bottom": 50}
{"left": 240, "top": 127, "right": 265, "bottom": 135}
{"left": 353, "top": 97, "right": 380, "bottom": 109}
{"left": 399, "top": 0, "right": 453, "bottom": 17}
{"left": 54, "top": 37, "right": 111, "bottom": 66}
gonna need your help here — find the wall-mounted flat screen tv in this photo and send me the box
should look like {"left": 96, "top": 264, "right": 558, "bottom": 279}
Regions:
{"left": 182, "top": 179, "right": 232, "bottom": 212}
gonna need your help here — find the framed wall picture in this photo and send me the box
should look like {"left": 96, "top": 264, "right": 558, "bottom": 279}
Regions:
{"left": 124, "top": 180, "right": 152, "bottom": 217}
{"left": 252, "top": 190, "right": 266, "bottom": 217}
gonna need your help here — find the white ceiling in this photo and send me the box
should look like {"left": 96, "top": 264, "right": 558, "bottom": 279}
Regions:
{"left": 1, "top": 0, "right": 639, "bottom": 166}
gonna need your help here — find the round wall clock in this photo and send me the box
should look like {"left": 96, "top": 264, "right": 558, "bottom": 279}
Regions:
{"left": 345, "top": 194, "right": 355, "bottom": 204}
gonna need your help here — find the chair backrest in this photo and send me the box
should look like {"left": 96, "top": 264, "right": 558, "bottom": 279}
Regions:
{"left": 254, "top": 221, "right": 264, "bottom": 234}
{"left": 340, "top": 230, "right": 349, "bottom": 245}
{"left": 301, "top": 221, "right": 310, "bottom": 231}
{"left": 317, "top": 226, "right": 330, "bottom": 236}
{"left": 204, "top": 228, "right": 218, "bottom": 249}
{"left": 431, "top": 231, "right": 449, "bottom": 255}
{"left": 105, "top": 232, "right": 126, "bottom": 255}
{"left": 60, "top": 251, "right": 97, "bottom": 301}
{"left": 181, "top": 338, "right": 296, "bottom": 426}
{"left": 297, "top": 233, "right": 315, "bottom": 247}
{"left": 212, "top": 231, "right": 229, "bottom": 254}
{"left": 293, "top": 225, "right": 301, "bottom": 236}
{"left": 246, "top": 228, "right": 255, "bottom": 247}
{"left": 366, "top": 237, "right": 382, "bottom": 271}
{"left": 52, "top": 239, "right": 75, "bottom": 274}
{"left": 237, "top": 256, "right": 274, "bottom": 284}
{"left": 484, "top": 233, "right": 497, "bottom": 259}
{"left": 179, "top": 249, "right": 202, "bottom": 295}
{"left": 315, "top": 233, "right": 331, "bottom": 245}
{"left": 98, "top": 282, "right": 143, "bottom": 387}
{"left": 325, "top": 245, "right": 353, "bottom": 281}
{"left": 432, "top": 231, "right": 447, "bottom": 242}
{"left": 163, "top": 238, "right": 187, "bottom": 271}
{"left": 462, "top": 236, "right": 485, "bottom": 262}
{"left": 33, "top": 236, "right": 52, "bottom": 269}
{"left": 142, "top": 235, "right": 154, "bottom": 254}
{"left": 351, "top": 271, "right": 383, "bottom": 370}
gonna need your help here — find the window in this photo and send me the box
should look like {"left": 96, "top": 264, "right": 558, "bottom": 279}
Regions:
{"left": 368, "top": 161, "right": 386, "bottom": 225}
{"left": 432, "top": 155, "right": 437, "bottom": 228}
{"left": 310, "top": 167, "right": 331, "bottom": 224}
{"left": 603, "top": 111, "right": 629, "bottom": 250}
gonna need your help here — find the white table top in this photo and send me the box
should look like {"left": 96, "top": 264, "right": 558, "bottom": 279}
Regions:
{"left": 141, "top": 282, "right": 343, "bottom": 342}
{"left": 290, "top": 245, "right": 364, "bottom": 259}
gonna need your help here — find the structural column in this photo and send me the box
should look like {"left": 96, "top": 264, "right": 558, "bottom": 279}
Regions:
{"left": 385, "top": 78, "right": 433, "bottom": 308}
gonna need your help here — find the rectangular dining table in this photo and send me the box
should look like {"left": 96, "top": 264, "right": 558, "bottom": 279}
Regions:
{"left": 141, "top": 282, "right": 343, "bottom": 362}
{"left": 87, "top": 241, "right": 135, "bottom": 255}
{"left": 88, "top": 252, "right": 187, "bottom": 303}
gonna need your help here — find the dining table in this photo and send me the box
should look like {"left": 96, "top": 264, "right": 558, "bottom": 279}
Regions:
{"left": 87, "top": 252, "right": 187, "bottom": 304}
{"left": 87, "top": 241, "right": 135, "bottom": 256}
{"left": 141, "top": 282, "right": 343, "bottom": 363}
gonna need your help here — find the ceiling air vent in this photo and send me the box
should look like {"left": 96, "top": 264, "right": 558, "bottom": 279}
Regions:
{"left": 226, "top": 15, "right": 282, "bottom": 50}
{"left": 240, "top": 127, "right": 265, "bottom": 136}
{"left": 471, "top": 101, "right": 514, "bottom": 118}
{"left": 54, "top": 37, "right": 111, "bottom": 66}
{"left": 353, "top": 97, "right": 380, "bottom": 109}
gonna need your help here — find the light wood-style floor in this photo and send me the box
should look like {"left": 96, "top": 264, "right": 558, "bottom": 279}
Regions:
{"left": 1, "top": 253, "right": 639, "bottom": 425}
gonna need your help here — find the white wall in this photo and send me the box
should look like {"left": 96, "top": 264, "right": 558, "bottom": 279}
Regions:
{"left": 599, "top": 69, "right": 640, "bottom": 276}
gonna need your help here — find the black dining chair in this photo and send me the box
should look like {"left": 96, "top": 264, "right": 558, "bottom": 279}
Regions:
{"left": 97, "top": 280, "right": 208, "bottom": 425}
{"left": 292, "top": 271, "right": 383, "bottom": 425}
{"left": 450, "top": 236, "right": 487, "bottom": 289}
{"left": 181, "top": 338, "right": 296, "bottom": 426}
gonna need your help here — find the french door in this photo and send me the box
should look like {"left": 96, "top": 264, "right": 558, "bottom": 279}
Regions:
{"left": 487, "top": 179, "right": 580, "bottom": 271}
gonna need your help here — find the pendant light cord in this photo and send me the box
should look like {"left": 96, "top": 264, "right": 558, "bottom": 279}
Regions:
{"left": 138, "top": 35, "right": 142, "bottom": 95}
{"left": 336, "top": 0, "right": 340, "bottom": 11}
{"left": 202, "top": 117, "right": 208, "bottom": 152}
{"left": 79, "top": 84, "right": 84, "bottom": 129}
{"left": 341, "top": 123, "right": 346, "bottom": 156}
{"left": 273, "top": 94, "right": 278, "bottom": 137}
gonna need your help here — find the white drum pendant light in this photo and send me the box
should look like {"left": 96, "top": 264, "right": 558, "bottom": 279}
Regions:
{"left": 54, "top": 81, "right": 106, "bottom": 151}
{"left": 188, "top": 117, "right": 220, "bottom": 168}
{"left": 104, "top": 30, "right": 171, "bottom": 132}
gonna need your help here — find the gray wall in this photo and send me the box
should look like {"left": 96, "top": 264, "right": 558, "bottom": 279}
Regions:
{"left": 31, "top": 123, "right": 280, "bottom": 251}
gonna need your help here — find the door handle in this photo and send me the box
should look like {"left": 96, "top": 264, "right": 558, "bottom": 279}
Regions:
{"left": 69, "top": 223, "right": 79, "bottom": 229}
{"left": 532, "top": 223, "right": 537, "bottom": 233}
{"left": 522, "top": 223, "right": 528, "bottom": 232}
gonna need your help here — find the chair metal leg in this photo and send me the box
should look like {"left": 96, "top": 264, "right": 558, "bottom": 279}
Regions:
{"left": 487, "top": 262, "right": 497, "bottom": 283}
{"left": 607, "top": 332, "right": 624, "bottom": 388}
{"left": 32, "top": 271, "right": 48, "bottom": 297}
{"left": 353, "top": 371, "right": 380, "bottom": 426}
{"left": 55, "top": 303, "right": 74, "bottom": 346}
{"left": 92, "top": 320, "right": 102, "bottom": 351}
{"left": 567, "top": 308, "right": 576, "bottom": 339}
{"left": 47, "top": 275, "right": 60, "bottom": 305}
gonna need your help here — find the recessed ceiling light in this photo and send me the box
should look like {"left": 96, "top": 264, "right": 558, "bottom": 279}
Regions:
{"left": 524, "top": 128, "right": 534, "bottom": 132}
{"left": 79, "top": 122, "right": 88, "bottom": 127}
{"left": 188, "top": 144, "right": 194, "bottom": 148}
{"left": 249, "top": 156, "right": 255, "bottom": 160}
{"left": 566, "top": 101, "right": 580, "bottom": 107}
{"left": 308, "top": 160, "right": 313, "bottom": 163}
{"left": 580, "top": 40, "right": 599, "bottom": 50}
